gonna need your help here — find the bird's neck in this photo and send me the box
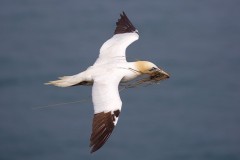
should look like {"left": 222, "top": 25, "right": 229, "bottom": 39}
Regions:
{"left": 120, "top": 62, "right": 142, "bottom": 82}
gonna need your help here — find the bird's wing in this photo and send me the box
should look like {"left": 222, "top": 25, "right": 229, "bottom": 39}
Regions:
{"left": 94, "top": 12, "right": 139, "bottom": 66}
{"left": 90, "top": 73, "right": 123, "bottom": 153}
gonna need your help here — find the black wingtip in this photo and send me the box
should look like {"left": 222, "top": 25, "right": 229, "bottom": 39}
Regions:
{"left": 114, "top": 12, "right": 138, "bottom": 35}
{"left": 89, "top": 110, "right": 121, "bottom": 153}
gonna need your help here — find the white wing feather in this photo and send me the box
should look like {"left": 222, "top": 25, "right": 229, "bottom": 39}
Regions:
{"left": 93, "top": 33, "right": 139, "bottom": 65}
{"left": 92, "top": 74, "right": 123, "bottom": 114}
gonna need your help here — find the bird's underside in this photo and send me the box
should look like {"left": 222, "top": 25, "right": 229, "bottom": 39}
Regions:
{"left": 72, "top": 70, "right": 169, "bottom": 88}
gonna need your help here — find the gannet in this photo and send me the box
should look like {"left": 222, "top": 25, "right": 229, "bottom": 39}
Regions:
{"left": 45, "top": 12, "right": 169, "bottom": 153}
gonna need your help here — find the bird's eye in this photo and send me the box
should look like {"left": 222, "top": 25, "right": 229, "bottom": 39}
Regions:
{"left": 149, "top": 67, "right": 157, "bottom": 71}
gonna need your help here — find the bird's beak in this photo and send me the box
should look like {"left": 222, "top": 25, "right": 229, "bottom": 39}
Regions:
{"left": 158, "top": 69, "right": 170, "bottom": 79}
{"left": 149, "top": 68, "right": 170, "bottom": 81}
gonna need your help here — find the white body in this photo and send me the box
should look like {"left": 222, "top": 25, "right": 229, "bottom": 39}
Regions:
{"left": 47, "top": 32, "right": 140, "bottom": 115}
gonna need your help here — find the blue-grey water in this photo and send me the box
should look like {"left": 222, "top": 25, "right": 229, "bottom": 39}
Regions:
{"left": 1, "top": 0, "right": 240, "bottom": 160}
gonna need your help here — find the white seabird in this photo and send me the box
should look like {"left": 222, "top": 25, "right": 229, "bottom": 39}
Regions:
{"left": 45, "top": 12, "right": 170, "bottom": 153}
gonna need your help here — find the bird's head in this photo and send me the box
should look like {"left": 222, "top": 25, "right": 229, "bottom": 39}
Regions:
{"left": 135, "top": 61, "right": 170, "bottom": 79}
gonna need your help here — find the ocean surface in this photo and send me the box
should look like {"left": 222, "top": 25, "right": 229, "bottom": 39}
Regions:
{"left": 0, "top": 0, "right": 240, "bottom": 160}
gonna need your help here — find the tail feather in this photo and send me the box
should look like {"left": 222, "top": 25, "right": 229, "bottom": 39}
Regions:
{"left": 45, "top": 75, "right": 83, "bottom": 87}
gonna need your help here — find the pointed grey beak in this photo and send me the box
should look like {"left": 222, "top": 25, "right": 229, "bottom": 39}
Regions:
{"left": 150, "top": 68, "right": 170, "bottom": 81}
{"left": 159, "top": 69, "right": 170, "bottom": 79}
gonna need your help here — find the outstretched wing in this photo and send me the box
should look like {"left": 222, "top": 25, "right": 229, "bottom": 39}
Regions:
{"left": 94, "top": 12, "right": 139, "bottom": 66}
{"left": 90, "top": 74, "right": 123, "bottom": 153}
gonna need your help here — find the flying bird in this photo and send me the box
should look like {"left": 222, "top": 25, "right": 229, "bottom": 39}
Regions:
{"left": 45, "top": 12, "right": 169, "bottom": 153}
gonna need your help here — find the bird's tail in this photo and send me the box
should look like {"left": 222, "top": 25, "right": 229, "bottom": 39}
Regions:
{"left": 45, "top": 74, "right": 85, "bottom": 87}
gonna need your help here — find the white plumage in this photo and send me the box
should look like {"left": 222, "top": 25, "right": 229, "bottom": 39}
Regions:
{"left": 45, "top": 12, "right": 169, "bottom": 153}
{"left": 94, "top": 33, "right": 139, "bottom": 65}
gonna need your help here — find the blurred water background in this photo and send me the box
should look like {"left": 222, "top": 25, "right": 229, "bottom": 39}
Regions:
{"left": 0, "top": 0, "right": 240, "bottom": 160}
